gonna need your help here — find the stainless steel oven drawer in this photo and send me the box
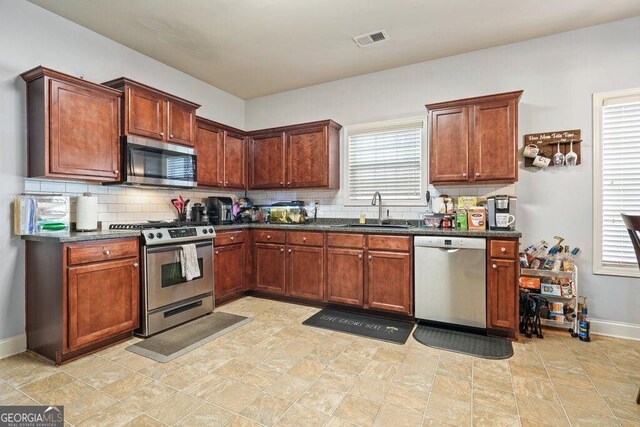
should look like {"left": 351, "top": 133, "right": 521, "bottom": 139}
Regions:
{"left": 141, "top": 294, "right": 213, "bottom": 337}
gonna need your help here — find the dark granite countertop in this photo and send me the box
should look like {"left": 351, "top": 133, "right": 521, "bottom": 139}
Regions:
{"left": 21, "top": 229, "right": 141, "bottom": 243}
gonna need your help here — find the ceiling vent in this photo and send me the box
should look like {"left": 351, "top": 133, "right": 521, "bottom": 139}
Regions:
{"left": 353, "top": 29, "right": 389, "bottom": 48}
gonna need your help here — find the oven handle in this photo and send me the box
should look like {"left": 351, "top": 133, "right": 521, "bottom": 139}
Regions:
{"left": 146, "top": 241, "right": 213, "bottom": 254}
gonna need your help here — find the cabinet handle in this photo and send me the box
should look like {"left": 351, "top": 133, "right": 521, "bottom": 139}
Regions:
{"left": 288, "top": 249, "right": 292, "bottom": 253}
{"left": 160, "top": 132, "right": 164, "bottom": 136}
{"left": 113, "top": 169, "right": 119, "bottom": 174}
{"left": 462, "top": 172, "right": 467, "bottom": 177}
{"left": 133, "top": 262, "right": 138, "bottom": 268}
{"left": 501, "top": 247, "right": 506, "bottom": 252}
{"left": 492, "top": 264, "right": 497, "bottom": 269}
{"left": 103, "top": 250, "right": 110, "bottom": 255}
{"left": 475, "top": 172, "right": 480, "bottom": 177}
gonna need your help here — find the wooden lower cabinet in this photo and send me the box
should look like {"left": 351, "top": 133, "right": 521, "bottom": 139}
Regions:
{"left": 366, "top": 250, "right": 412, "bottom": 315}
{"left": 214, "top": 243, "right": 245, "bottom": 306}
{"left": 287, "top": 245, "right": 324, "bottom": 300}
{"left": 67, "top": 258, "right": 139, "bottom": 352}
{"left": 326, "top": 248, "right": 364, "bottom": 306}
{"left": 254, "top": 243, "right": 286, "bottom": 294}
{"left": 487, "top": 239, "right": 520, "bottom": 337}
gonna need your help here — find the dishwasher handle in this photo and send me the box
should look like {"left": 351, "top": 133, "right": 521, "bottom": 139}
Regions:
{"left": 438, "top": 248, "right": 460, "bottom": 253}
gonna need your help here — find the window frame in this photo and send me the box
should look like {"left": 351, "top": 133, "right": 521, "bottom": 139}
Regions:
{"left": 592, "top": 87, "right": 640, "bottom": 278}
{"left": 343, "top": 116, "right": 428, "bottom": 207}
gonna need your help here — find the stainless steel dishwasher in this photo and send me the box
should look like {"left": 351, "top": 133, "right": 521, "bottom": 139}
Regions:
{"left": 414, "top": 236, "right": 487, "bottom": 329}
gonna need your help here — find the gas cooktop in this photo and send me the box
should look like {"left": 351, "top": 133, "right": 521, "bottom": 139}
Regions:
{"left": 109, "top": 221, "right": 209, "bottom": 230}
{"left": 110, "top": 221, "right": 215, "bottom": 245}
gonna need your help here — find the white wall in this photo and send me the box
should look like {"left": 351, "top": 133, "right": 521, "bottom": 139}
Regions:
{"left": 246, "top": 18, "right": 640, "bottom": 329}
{"left": 0, "top": 0, "right": 245, "bottom": 342}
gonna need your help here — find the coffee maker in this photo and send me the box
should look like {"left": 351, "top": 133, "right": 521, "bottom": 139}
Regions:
{"left": 206, "top": 197, "right": 233, "bottom": 225}
{"left": 487, "top": 195, "right": 517, "bottom": 231}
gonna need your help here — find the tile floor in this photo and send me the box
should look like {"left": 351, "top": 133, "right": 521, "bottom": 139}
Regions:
{"left": 1, "top": 297, "right": 639, "bottom": 426}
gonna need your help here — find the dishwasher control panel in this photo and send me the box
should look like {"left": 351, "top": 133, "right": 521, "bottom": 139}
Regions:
{"left": 414, "top": 236, "right": 486, "bottom": 249}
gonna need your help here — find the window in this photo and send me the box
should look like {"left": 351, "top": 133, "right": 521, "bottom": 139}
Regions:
{"left": 593, "top": 88, "right": 640, "bottom": 277}
{"left": 347, "top": 117, "right": 425, "bottom": 204}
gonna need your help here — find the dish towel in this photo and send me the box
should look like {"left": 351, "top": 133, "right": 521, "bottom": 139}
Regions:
{"left": 180, "top": 244, "right": 200, "bottom": 281}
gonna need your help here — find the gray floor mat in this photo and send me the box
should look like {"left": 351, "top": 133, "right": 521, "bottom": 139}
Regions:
{"left": 413, "top": 324, "right": 513, "bottom": 359}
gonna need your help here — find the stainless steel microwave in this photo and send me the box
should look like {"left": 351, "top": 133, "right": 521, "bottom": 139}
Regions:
{"left": 117, "top": 135, "right": 197, "bottom": 188}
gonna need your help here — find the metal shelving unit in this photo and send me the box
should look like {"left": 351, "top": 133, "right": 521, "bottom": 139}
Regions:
{"left": 521, "top": 265, "right": 579, "bottom": 337}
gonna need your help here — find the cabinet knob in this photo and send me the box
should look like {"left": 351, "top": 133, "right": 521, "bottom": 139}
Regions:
{"left": 368, "top": 255, "right": 373, "bottom": 260}
{"left": 501, "top": 247, "right": 506, "bottom": 252}
{"left": 103, "top": 250, "right": 110, "bottom": 255}
{"left": 492, "top": 264, "right": 497, "bottom": 269}
{"left": 218, "top": 181, "right": 223, "bottom": 185}
{"left": 267, "top": 235, "right": 271, "bottom": 239}
{"left": 230, "top": 236, "right": 234, "bottom": 241}
{"left": 359, "top": 254, "right": 363, "bottom": 259}
{"left": 225, "top": 181, "right": 228, "bottom": 185}
{"left": 133, "top": 262, "right": 138, "bottom": 268}
{"left": 215, "top": 250, "right": 219, "bottom": 254}
{"left": 288, "top": 249, "right": 292, "bottom": 253}
{"left": 287, "top": 181, "right": 291, "bottom": 185}
{"left": 462, "top": 172, "right": 467, "bottom": 177}
{"left": 113, "top": 169, "right": 119, "bottom": 174}
{"left": 475, "top": 172, "right": 480, "bottom": 177}
{"left": 280, "top": 248, "right": 284, "bottom": 253}
{"left": 170, "top": 134, "right": 174, "bottom": 138}
{"left": 159, "top": 132, "right": 164, "bottom": 136}
{"left": 302, "top": 237, "right": 307, "bottom": 241}
{"left": 280, "top": 181, "right": 284, "bottom": 185}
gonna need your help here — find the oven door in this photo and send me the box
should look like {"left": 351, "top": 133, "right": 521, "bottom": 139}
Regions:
{"left": 125, "top": 135, "right": 197, "bottom": 188}
{"left": 145, "top": 241, "right": 213, "bottom": 311}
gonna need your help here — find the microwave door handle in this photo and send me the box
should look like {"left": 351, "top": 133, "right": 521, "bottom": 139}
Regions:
{"left": 146, "top": 241, "right": 213, "bottom": 254}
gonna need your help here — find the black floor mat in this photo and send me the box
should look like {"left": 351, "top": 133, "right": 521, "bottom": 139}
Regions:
{"left": 302, "top": 308, "right": 413, "bottom": 344}
{"left": 413, "top": 324, "right": 513, "bottom": 359}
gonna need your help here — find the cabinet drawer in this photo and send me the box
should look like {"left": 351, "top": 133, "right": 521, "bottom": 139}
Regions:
{"left": 490, "top": 240, "right": 518, "bottom": 259}
{"left": 366, "top": 235, "right": 411, "bottom": 252}
{"left": 327, "top": 233, "right": 365, "bottom": 248}
{"left": 287, "top": 231, "right": 324, "bottom": 247}
{"left": 67, "top": 238, "right": 139, "bottom": 266}
{"left": 216, "top": 230, "right": 246, "bottom": 246}
{"left": 254, "top": 229, "right": 286, "bottom": 244}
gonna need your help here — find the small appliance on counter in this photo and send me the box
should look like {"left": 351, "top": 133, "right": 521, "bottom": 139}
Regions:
{"left": 190, "top": 203, "right": 205, "bottom": 223}
{"left": 487, "top": 195, "right": 517, "bottom": 231}
{"left": 267, "top": 201, "right": 310, "bottom": 224}
{"left": 206, "top": 197, "right": 233, "bottom": 225}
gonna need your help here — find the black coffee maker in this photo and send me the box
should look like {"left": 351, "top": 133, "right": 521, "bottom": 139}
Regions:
{"left": 206, "top": 197, "right": 233, "bottom": 225}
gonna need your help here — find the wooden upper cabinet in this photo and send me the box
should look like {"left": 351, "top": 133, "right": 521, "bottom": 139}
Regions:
{"left": 248, "top": 120, "right": 341, "bottom": 190}
{"left": 103, "top": 77, "right": 200, "bottom": 146}
{"left": 429, "top": 107, "right": 470, "bottom": 183}
{"left": 249, "top": 132, "right": 286, "bottom": 188}
{"left": 472, "top": 100, "right": 518, "bottom": 182}
{"left": 195, "top": 118, "right": 223, "bottom": 187}
{"left": 167, "top": 101, "right": 196, "bottom": 146}
{"left": 127, "top": 86, "right": 166, "bottom": 140}
{"left": 426, "top": 90, "right": 522, "bottom": 185}
{"left": 223, "top": 130, "right": 247, "bottom": 189}
{"left": 21, "top": 67, "right": 121, "bottom": 182}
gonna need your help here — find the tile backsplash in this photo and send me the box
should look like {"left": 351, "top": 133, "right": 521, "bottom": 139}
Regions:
{"left": 24, "top": 179, "right": 516, "bottom": 227}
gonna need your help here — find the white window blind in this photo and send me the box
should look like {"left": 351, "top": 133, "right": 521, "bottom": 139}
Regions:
{"left": 348, "top": 119, "right": 423, "bottom": 201}
{"left": 599, "top": 93, "right": 640, "bottom": 270}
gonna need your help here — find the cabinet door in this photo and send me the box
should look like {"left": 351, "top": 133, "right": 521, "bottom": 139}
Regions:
{"left": 195, "top": 121, "right": 223, "bottom": 187}
{"left": 472, "top": 100, "right": 517, "bottom": 182}
{"left": 127, "top": 87, "right": 166, "bottom": 140}
{"left": 214, "top": 243, "right": 245, "bottom": 305}
{"left": 326, "top": 248, "right": 364, "bottom": 306}
{"left": 429, "top": 107, "right": 470, "bottom": 184}
{"left": 487, "top": 258, "right": 518, "bottom": 331}
{"left": 366, "top": 251, "right": 412, "bottom": 314}
{"left": 287, "top": 245, "right": 324, "bottom": 300}
{"left": 254, "top": 243, "right": 286, "bottom": 294}
{"left": 49, "top": 79, "right": 120, "bottom": 180}
{"left": 66, "top": 258, "right": 139, "bottom": 352}
{"left": 286, "top": 126, "right": 328, "bottom": 188}
{"left": 167, "top": 101, "right": 196, "bottom": 146}
{"left": 223, "top": 131, "right": 246, "bottom": 188}
{"left": 249, "top": 133, "right": 286, "bottom": 189}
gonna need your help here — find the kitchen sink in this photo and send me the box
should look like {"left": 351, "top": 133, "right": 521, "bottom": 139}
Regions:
{"left": 331, "top": 223, "right": 414, "bottom": 229}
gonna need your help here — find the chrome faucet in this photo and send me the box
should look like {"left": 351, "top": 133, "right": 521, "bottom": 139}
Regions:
{"left": 371, "top": 191, "right": 384, "bottom": 225}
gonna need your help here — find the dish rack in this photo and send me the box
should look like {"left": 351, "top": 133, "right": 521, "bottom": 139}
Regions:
{"left": 520, "top": 266, "right": 579, "bottom": 338}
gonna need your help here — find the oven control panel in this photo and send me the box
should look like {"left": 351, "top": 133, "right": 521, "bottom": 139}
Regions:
{"left": 143, "top": 225, "right": 216, "bottom": 245}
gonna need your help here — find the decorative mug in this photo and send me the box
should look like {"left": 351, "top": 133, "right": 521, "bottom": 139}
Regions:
{"left": 523, "top": 144, "right": 539, "bottom": 158}
{"left": 532, "top": 155, "right": 551, "bottom": 168}
{"left": 496, "top": 213, "right": 515, "bottom": 228}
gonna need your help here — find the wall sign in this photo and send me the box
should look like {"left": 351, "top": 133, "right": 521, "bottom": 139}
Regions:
{"left": 523, "top": 129, "right": 582, "bottom": 168}
{"left": 524, "top": 129, "right": 581, "bottom": 145}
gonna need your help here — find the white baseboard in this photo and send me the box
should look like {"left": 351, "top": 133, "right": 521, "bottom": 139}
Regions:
{"left": 0, "top": 334, "right": 26, "bottom": 359}
{"left": 591, "top": 319, "right": 640, "bottom": 341}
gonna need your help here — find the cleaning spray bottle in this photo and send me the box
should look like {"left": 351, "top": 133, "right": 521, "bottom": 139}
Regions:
{"left": 578, "top": 297, "right": 591, "bottom": 342}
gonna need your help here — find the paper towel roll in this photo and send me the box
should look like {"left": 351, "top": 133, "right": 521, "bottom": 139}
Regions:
{"left": 76, "top": 194, "right": 98, "bottom": 231}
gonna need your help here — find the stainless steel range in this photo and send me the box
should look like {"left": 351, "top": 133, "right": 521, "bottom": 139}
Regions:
{"left": 110, "top": 221, "right": 215, "bottom": 336}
